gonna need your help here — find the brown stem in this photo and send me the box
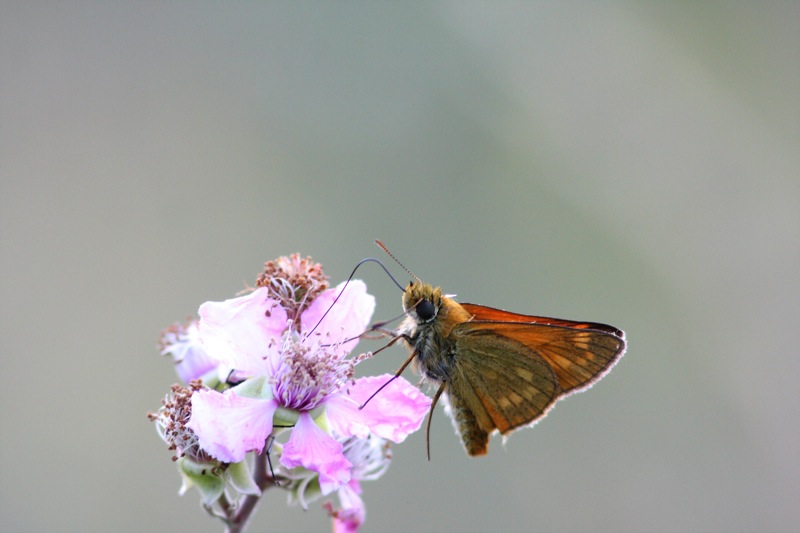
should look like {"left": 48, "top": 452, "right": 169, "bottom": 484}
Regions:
{"left": 224, "top": 444, "right": 276, "bottom": 533}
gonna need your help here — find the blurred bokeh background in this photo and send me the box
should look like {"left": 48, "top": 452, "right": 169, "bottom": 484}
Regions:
{"left": 2, "top": 2, "right": 798, "bottom": 532}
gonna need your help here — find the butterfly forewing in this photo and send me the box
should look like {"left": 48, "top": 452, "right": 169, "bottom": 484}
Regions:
{"left": 458, "top": 318, "right": 625, "bottom": 394}
{"left": 460, "top": 303, "right": 624, "bottom": 338}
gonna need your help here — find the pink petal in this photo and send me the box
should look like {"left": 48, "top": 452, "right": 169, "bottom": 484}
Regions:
{"left": 300, "top": 280, "right": 374, "bottom": 355}
{"left": 280, "top": 413, "right": 351, "bottom": 494}
{"left": 332, "top": 482, "right": 365, "bottom": 533}
{"left": 198, "top": 288, "right": 287, "bottom": 377}
{"left": 188, "top": 388, "right": 278, "bottom": 463}
{"left": 162, "top": 321, "right": 219, "bottom": 383}
{"left": 326, "top": 375, "right": 431, "bottom": 443}
{"left": 174, "top": 344, "right": 217, "bottom": 383}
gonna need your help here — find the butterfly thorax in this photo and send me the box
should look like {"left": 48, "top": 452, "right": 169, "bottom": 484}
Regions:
{"left": 398, "top": 282, "right": 473, "bottom": 383}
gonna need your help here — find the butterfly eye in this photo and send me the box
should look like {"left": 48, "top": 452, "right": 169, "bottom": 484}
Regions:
{"left": 416, "top": 299, "right": 436, "bottom": 321}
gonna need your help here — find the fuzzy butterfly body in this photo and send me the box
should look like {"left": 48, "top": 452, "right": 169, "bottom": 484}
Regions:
{"left": 397, "top": 281, "right": 626, "bottom": 457}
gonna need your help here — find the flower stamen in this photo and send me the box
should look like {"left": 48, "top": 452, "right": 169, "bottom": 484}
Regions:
{"left": 256, "top": 254, "right": 329, "bottom": 324}
{"left": 148, "top": 380, "right": 212, "bottom": 463}
{"left": 270, "top": 335, "right": 356, "bottom": 412}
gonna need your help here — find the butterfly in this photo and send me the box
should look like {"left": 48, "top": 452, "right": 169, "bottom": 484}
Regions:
{"left": 366, "top": 242, "right": 626, "bottom": 458}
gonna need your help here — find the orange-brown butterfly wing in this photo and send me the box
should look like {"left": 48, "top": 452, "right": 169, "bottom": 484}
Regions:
{"left": 457, "top": 305, "right": 626, "bottom": 395}
{"left": 461, "top": 303, "right": 624, "bottom": 338}
{"left": 446, "top": 331, "right": 561, "bottom": 455}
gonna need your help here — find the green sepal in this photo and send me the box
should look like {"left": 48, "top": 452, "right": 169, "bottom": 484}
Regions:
{"left": 176, "top": 457, "right": 224, "bottom": 506}
{"left": 286, "top": 474, "right": 323, "bottom": 510}
{"left": 231, "top": 376, "right": 271, "bottom": 399}
{"left": 198, "top": 368, "right": 222, "bottom": 390}
{"left": 274, "top": 406, "right": 300, "bottom": 428}
{"left": 312, "top": 407, "right": 329, "bottom": 433}
{"left": 225, "top": 458, "right": 260, "bottom": 496}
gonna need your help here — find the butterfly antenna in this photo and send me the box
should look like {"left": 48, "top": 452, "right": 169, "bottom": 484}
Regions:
{"left": 375, "top": 239, "right": 421, "bottom": 284}
{"left": 304, "top": 256, "right": 405, "bottom": 340}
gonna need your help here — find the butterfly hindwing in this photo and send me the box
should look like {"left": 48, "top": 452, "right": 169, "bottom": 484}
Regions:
{"left": 446, "top": 328, "right": 561, "bottom": 455}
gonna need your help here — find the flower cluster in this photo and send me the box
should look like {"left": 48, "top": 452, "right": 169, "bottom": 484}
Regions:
{"left": 150, "top": 254, "right": 430, "bottom": 532}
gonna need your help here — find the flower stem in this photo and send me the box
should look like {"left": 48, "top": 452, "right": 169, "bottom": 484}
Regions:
{"left": 225, "top": 448, "right": 274, "bottom": 533}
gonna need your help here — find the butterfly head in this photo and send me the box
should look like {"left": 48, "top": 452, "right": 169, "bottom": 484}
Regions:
{"left": 402, "top": 282, "right": 443, "bottom": 324}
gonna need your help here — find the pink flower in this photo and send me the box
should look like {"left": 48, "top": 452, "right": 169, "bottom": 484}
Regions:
{"left": 159, "top": 320, "right": 217, "bottom": 383}
{"left": 326, "top": 435, "right": 392, "bottom": 533}
{"left": 325, "top": 375, "right": 432, "bottom": 443}
{"left": 331, "top": 485, "right": 363, "bottom": 533}
{"left": 188, "top": 379, "right": 278, "bottom": 461}
{"left": 281, "top": 412, "right": 352, "bottom": 494}
{"left": 196, "top": 288, "right": 288, "bottom": 381}
{"left": 187, "top": 279, "right": 431, "bottom": 494}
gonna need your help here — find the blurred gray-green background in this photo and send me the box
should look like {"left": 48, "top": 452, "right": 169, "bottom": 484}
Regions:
{"left": 2, "top": 2, "right": 798, "bottom": 532}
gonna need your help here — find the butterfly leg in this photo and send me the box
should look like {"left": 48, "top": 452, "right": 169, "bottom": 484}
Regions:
{"left": 426, "top": 382, "right": 446, "bottom": 461}
{"left": 265, "top": 434, "right": 279, "bottom": 486}
{"left": 367, "top": 333, "right": 408, "bottom": 358}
